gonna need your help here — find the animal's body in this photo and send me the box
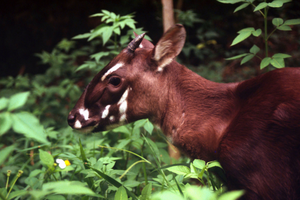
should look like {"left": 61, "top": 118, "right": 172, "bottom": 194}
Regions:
{"left": 68, "top": 24, "right": 300, "bottom": 200}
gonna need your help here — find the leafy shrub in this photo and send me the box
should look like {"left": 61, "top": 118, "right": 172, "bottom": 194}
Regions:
{"left": 0, "top": 10, "right": 244, "bottom": 200}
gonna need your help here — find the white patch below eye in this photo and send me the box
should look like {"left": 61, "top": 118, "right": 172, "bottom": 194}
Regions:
{"left": 120, "top": 114, "right": 126, "bottom": 122}
{"left": 74, "top": 120, "right": 82, "bottom": 129}
{"left": 79, "top": 108, "right": 89, "bottom": 120}
{"left": 119, "top": 101, "right": 127, "bottom": 114}
{"left": 139, "top": 44, "right": 143, "bottom": 48}
{"left": 102, "top": 105, "right": 111, "bottom": 119}
{"left": 101, "top": 62, "right": 124, "bottom": 81}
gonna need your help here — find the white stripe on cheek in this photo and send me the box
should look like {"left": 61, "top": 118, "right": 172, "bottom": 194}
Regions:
{"left": 101, "top": 62, "right": 124, "bottom": 81}
{"left": 102, "top": 105, "right": 111, "bottom": 119}
{"left": 79, "top": 109, "right": 89, "bottom": 120}
{"left": 74, "top": 120, "right": 82, "bottom": 129}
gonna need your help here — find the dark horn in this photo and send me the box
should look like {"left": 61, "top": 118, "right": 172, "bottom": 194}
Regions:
{"left": 127, "top": 33, "right": 146, "bottom": 53}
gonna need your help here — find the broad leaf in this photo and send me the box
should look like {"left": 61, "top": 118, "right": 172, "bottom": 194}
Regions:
{"left": 241, "top": 54, "right": 254, "bottom": 65}
{"left": 0, "top": 112, "right": 12, "bottom": 135}
{"left": 284, "top": 18, "right": 300, "bottom": 25}
{"left": 231, "top": 31, "right": 252, "bottom": 46}
{"left": 252, "top": 29, "right": 262, "bottom": 37}
{"left": 254, "top": 2, "right": 268, "bottom": 12}
{"left": 219, "top": 190, "right": 245, "bottom": 200}
{"left": 140, "top": 183, "right": 152, "bottom": 200}
{"left": 250, "top": 45, "right": 260, "bottom": 54}
{"left": 268, "top": 1, "right": 283, "bottom": 8}
{"left": 277, "top": 25, "right": 292, "bottom": 31}
{"left": 11, "top": 112, "right": 49, "bottom": 144}
{"left": 42, "top": 181, "right": 98, "bottom": 196}
{"left": 0, "top": 97, "right": 8, "bottom": 110}
{"left": 272, "top": 53, "right": 291, "bottom": 59}
{"left": 39, "top": 149, "right": 54, "bottom": 168}
{"left": 270, "top": 57, "right": 285, "bottom": 68}
{"left": 8, "top": 91, "right": 30, "bottom": 111}
{"left": 166, "top": 165, "right": 190, "bottom": 175}
{"left": 234, "top": 3, "right": 250, "bottom": 13}
{"left": 272, "top": 18, "right": 284, "bottom": 27}
{"left": 115, "top": 186, "right": 128, "bottom": 200}
{"left": 0, "top": 144, "right": 15, "bottom": 165}
{"left": 260, "top": 57, "right": 271, "bottom": 69}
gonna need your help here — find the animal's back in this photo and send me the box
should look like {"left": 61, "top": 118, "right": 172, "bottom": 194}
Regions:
{"left": 218, "top": 67, "right": 300, "bottom": 200}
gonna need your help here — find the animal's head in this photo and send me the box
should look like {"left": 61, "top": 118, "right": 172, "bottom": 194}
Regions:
{"left": 67, "top": 24, "right": 186, "bottom": 132}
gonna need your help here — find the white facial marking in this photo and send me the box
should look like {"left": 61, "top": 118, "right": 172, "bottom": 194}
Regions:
{"left": 79, "top": 108, "right": 89, "bottom": 120}
{"left": 117, "top": 88, "right": 129, "bottom": 121}
{"left": 120, "top": 114, "right": 126, "bottom": 122}
{"left": 101, "top": 62, "right": 124, "bottom": 81}
{"left": 102, "top": 105, "right": 111, "bottom": 119}
{"left": 109, "top": 116, "right": 115, "bottom": 122}
{"left": 139, "top": 44, "right": 143, "bottom": 48}
{"left": 74, "top": 120, "right": 82, "bottom": 129}
{"left": 119, "top": 101, "right": 127, "bottom": 114}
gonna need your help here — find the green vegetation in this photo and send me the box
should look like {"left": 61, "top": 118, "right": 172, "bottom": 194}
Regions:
{"left": 1, "top": 2, "right": 299, "bottom": 198}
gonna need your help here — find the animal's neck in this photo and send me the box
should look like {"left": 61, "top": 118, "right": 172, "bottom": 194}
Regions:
{"left": 158, "top": 62, "right": 238, "bottom": 161}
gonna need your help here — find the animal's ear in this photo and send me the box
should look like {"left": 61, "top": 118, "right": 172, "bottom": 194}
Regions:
{"left": 133, "top": 32, "right": 154, "bottom": 49}
{"left": 153, "top": 24, "right": 186, "bottom": 70}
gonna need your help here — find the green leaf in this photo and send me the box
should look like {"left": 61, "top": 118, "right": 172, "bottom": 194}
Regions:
{"left": 268, "top": 1, "right": 283, "bottom": 8}
{"left": 217, "top": 0, "right": 245, "bottom": 4}
{"left": 11, "top": 112, "right": 49, "bottom": 144}
{"left": 218, "top": 190, "right": 245, "bottom": 200}
{"left": 0, "top": 97, "right": 8, "bottom": 110}
{"left": 7, "top": 91, "right": 30, "bottom": 111}
{"left": 234, "top": 3, "right": 250, "bottom": 13}
{"left": 252, "top": 29, "right": 262, "bottom": 37}
{"left": 207, "top": 161, "right": 223, "bottom": 169}
{"left": 254, "top": 2, "right": 268, "bottom": 12}
{"left": 0, "top": 112, "right": 12, "bottom": 135}
{"left": 166, "top": 165, "right": 190, "bottom": 175}
{"left": 90, "top": 167, "right": 138, "bottom": 200}
{"left": 72, "top": 33, "right": 91, "bottom": 40}
{"left": 102, "top": 28, "right": 113, "bottom": 45}
{"left": 115, "top": 186, "right": 128, "bottom": 200}
{"left": 270, "top": 57, "right": 285, "bottom": 68}
{"left": 260, "top": 57, "right": 271, "bottom": 69}
{"left": 272, "top": 53, "right": 291, "bottom": 59}
{"left": 231, "top": 30, "right": 253, "bottom": 46}
{"left": 226, "top": 53, "right": 248, "bottom": 60}
{"left": 39, "top": 149, "right": 54, "bottom": 168}
{"left": 249, "top": 45, "right": 260, "bottom": 54}
{"left": 144, "top": 119, "right": 154, "bottom": 135}
{"left": 42, "top": 181, "right": 99, "bottom": 196}
{"left": 7, "top": 190, "right": 29, "bottom": 200}
{"left": 140, "top": 183, "right": 152, "bottom": 200}
{"left": 284, "top": 18, "right": 300, "bottom": 25}
{"left": 193, "top": 159, "right": 206, "bottom": 169}
{"left": 272, "top": 18, "right": 284, "bottom": 26}
{"left": 277, "top": 25, "right": 292, "bottom": 31}
{"left": 0, "top": 144, "right": 15, "bottom": 165}
{"left": 90, "top": 52, "right": 110, "bottom": 62}
{"left": 241, "top": 54, "right": 254, "bottom": 65}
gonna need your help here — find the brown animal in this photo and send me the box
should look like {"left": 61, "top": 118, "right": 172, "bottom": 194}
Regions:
{"left": 68, "top": 24, "right": 300, "bottom": 200}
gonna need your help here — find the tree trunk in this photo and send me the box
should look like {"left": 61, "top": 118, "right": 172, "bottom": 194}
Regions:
{"left": 161, "top": 0, "right": 181, "bottom": 161}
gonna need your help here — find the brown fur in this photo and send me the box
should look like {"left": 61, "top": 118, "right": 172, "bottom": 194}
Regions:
{"left": 68, "top": 24, "right": 300, "bottom": 200}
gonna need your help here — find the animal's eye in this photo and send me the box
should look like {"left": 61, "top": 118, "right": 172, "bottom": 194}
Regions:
{"left": 108, "top": 77, "right": 121, "bottom": 86}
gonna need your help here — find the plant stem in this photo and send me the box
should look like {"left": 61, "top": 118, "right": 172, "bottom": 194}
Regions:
{"left": 141, "top": 141, "right": 148, "bottom": 185}
{"left": 264, "top": 0, "right": 269, "bottom": 71}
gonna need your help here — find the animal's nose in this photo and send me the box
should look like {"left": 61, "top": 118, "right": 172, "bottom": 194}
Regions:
{"left": 67, "top": 114, "right": 76, "bottom": 127}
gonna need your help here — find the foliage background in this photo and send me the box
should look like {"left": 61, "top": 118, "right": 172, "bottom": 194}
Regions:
{"left": 1, "top": 0, "right": 300, "bottom": 199}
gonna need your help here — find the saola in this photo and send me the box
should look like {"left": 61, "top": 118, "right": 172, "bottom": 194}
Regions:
{"left": 68, "top": 24, "right": 300, "bottom": 200}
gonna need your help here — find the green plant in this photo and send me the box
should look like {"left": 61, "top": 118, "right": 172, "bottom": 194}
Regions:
{"left": 218, "top": 0, "right": 300, "bottom": 70}
{"left": 0, "top": 10, "right": 245, "bottom": 200}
